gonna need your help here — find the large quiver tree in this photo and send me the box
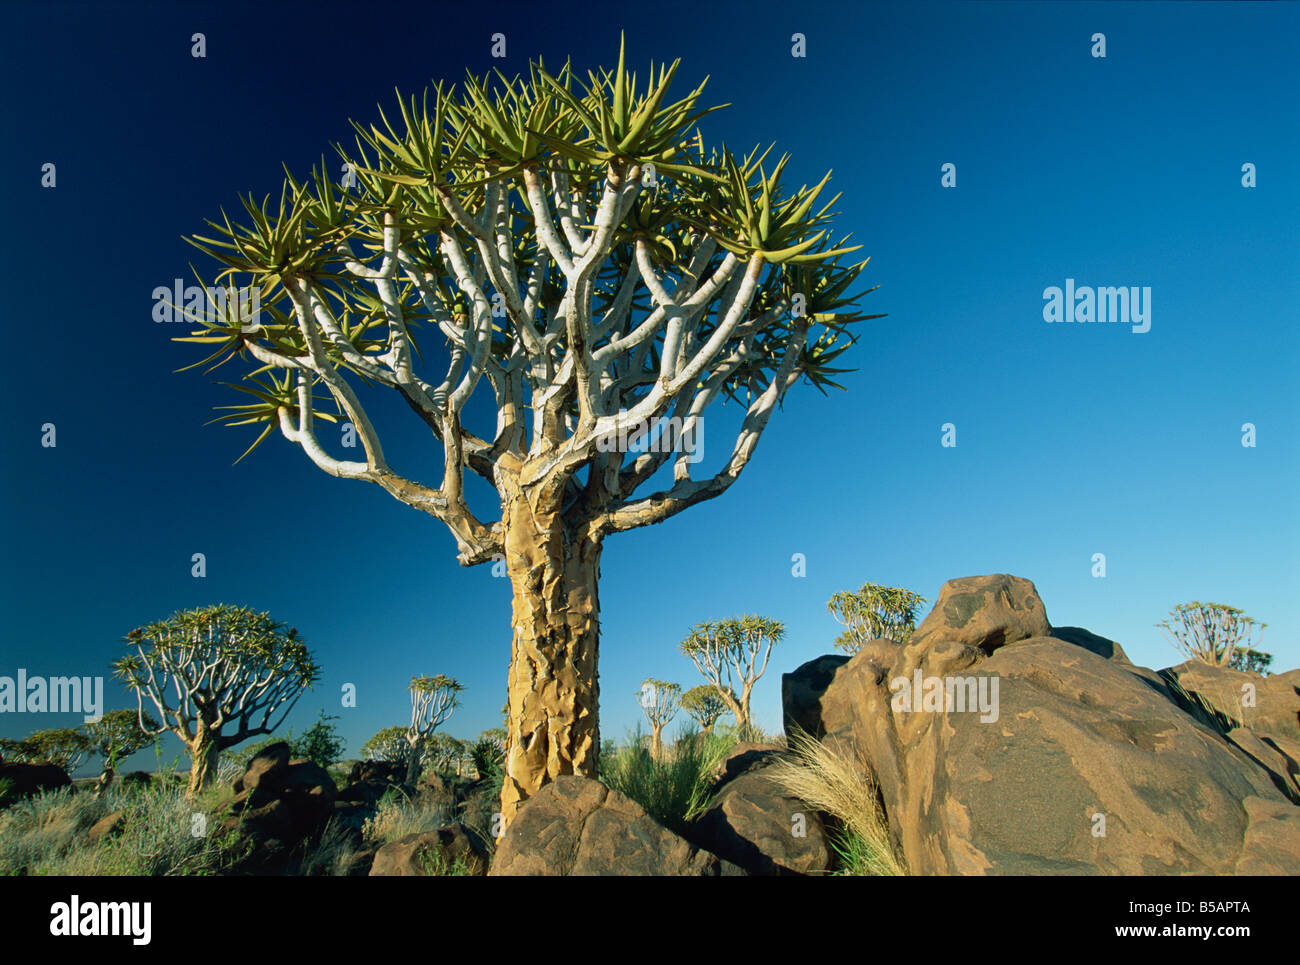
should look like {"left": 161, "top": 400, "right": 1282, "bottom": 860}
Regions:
{"left": 180, "top": 38, "right": 880, "bottom": 820}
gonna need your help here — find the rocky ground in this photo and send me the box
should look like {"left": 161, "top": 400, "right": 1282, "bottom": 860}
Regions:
{"left": 5, "top": 573, "right": 1297, "bottom": 875}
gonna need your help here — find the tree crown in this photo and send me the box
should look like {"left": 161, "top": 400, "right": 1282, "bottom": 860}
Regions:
{"left": 827, "top": 581, "right": 928, "bottom": 654}
{"left": 177, "top": 36, "right": 882, "bottom": 563}
{"left": 1157, "top": 601, "right": 1268, "bottom": 669}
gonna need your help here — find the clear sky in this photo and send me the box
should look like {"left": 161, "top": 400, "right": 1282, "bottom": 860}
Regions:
{"left": 1, "top": 0, "right": 1296, "bottom": 776}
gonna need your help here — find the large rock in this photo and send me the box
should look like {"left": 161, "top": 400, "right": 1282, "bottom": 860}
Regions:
{"left": 1163, "top": 662, "right": 1300, "bottom": 750}
{"left": 370, "top": 823, "right": 490, "bottom": 876}
{"left": 693, "top": 746, "right": 831, "bottom": 876}
{"left": 0, "top": 762, "right": 71, "bottom": 801}
{"left": 337, "top": 779, "right": 393, "bottom": 806}
{"left": 233, "top": 742, "right": 291, "bottom": 793}
{"left": 782, "top": 655, "right": 849, "bottom": 738}
{"left": 1049, "top": 626, "right": 1130, "bottom": 663}
{"left": 87, "top": 810, "right": 127, "bottom": 844}
{"left": 223, "top": 750, "right": 341, "bottom": 872}
{"left": 712, "top": 742, "right": 783, "bottom": 785}
{"left": 278, "top": 759, "right": 337, "bottom": 797}
{"left": 909, "top": 573, "right": 1050, "bottom": 653}
{"left": 489, "top": 775, "right": 726, "bottom": 876}
{"left": 275, "top": 759, "right": 338, "bottom": 831}
{"left": 346, "top": 760, "right": 406, "bottom": 786}
{"left": 788, "top": 574, "right": 1300, "bottom": 875}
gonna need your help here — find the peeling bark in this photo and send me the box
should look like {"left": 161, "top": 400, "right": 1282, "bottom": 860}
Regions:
{"left": 187, "top": 730, "right": 220, "bottom": 797}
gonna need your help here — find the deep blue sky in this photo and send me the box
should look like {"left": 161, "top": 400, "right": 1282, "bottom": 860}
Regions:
{"left": 2, "top": 0, "right": 1296, "bottom": 776}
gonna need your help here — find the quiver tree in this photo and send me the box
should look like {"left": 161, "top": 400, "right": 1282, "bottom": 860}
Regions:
{"left": 0, "top": 727, "right": 90, "bottom": 774}
{"left": 1158, "top": 602, "right": 1269, "bottom": 670}
{"left": 361, "top": 725, "right": 411, "bottom": 763}
{"left": 179, "top": 37, "right": 880, "bottom": 821}
{"left": 83, "top": 708, "right": 159, "bottom": 789}
{"left": 637, "top": 678, "right": 681, "bottom": 760}
{"left": 680, "top": 684, "right": 727, "bottom": 734}
{"left": 425, "top": 732, "right": 468, "bottom": 775}
{"left": 681, "top": 615, "right": 784, "bottom": 738}
{"left": 111, "top": 604, "right": 320, "bottom": 795}
{"left": 827, "top": 581, "right": 928, "bottom": 654}
{"left": 405, "top": 674, "right": 463, "bottom": 784}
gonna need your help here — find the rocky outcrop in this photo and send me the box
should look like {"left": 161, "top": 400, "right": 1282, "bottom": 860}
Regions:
{"left": 232, "top": 741, "right": 291, "bottom": 794}
{"left": 345, "top": 759, "right": 407, "bottom": 786}
{"left": 370, "top": 823, "right": 490, "bottom": 876}
{"left": 221, "top": 744, "right": 340, "bottom": 872}
{"left": 784, "top": 573, "right": 1300, "bottom": 875}
{"left": 693, "top": 744, "right": 831, "bottom": 876}
{"left": 489, "top": 775, "right": 728, "bottom": 876}
{"left": 1163, "top": 661, "right": 1300, "bottom": 758}
{"left": 782, "top": 655, "right": 850, "bottom": 740}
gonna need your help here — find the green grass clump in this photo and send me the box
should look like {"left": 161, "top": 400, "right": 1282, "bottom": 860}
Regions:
{"left": 361, "top": 786, "right": 449, "bottom": 847}
{"left": 600, "top": 725, "right": 735, "bottom": 835}
{"left": 0, "top": 777, "right": 246, "bottom": 876}
{"left": 416, "top": 846, "right": 476, "bottom": 876}
{"left": 297, "top": 817, "right": 361, "bottom": 876}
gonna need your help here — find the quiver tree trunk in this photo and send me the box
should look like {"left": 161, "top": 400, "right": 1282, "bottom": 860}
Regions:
{"left": 187, "top": 729, "right": 220, "bottom": 797}
{"left": 499, "top": 484, "right": 603, "bottom": 823}
{"left": 405, "top": 738, "right": 424, "bottom": 786}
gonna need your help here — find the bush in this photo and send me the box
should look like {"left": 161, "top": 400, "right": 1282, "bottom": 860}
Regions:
{"left": 713, "top": 719, "right": 776, "bottom": 746}
{"left": 292, "top": 711, "right": 345, "bottom": 769}
{"left": 1231, "top": 648, "right": 1273, "bottom": 675}
{"left": 469, "top": 730, "right": 505, "bottom": 777}
{"left": 218, "top": 712, "right": 345, "bottom": 777}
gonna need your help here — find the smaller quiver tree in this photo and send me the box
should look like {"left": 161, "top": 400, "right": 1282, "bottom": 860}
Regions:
{"left": 637, "top": 679, "right": 682, "bottom": 760}
{"left": 681, "top": 614, "right": 783, "bottom": 739}
{"left": 361, "top": 725, "right": 411, "bottom": 764}
{"left": 1157, "top": 601, "right": 1269, "bottom": 669}
{"left": 0, "top": 727, "right": 90, "bottom": 774}
{"left": 680, "top": 684, "right": 728, "bottom": 734}
{"left": 111, "top": 604, "right": 320, "bottom": 796}
{"left": 827, "top": 581, "right": 928, "bottom": 654}
{"left": 83, "top": 709, "right": 159, "bottom": 790}
{"left": 405, "top": 674, "right": 463, "bottom": 784}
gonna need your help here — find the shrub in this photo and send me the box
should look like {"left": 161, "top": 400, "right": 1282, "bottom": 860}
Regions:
{"left": 417, "top": 847, "right": 475, "bottom": 877}
{"left": 1231, "top": 648, "right": 1273, "bottom": 675}
{"left": 292, "top": 711, "right": 345, "bottom": 769}
{"left": 469, "top": 730, "right": 506, "bottom": 778}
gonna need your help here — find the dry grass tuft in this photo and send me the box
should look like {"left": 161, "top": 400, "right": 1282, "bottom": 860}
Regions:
{"left": 767, "top": 725, "right": 905, "bottom": 876}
